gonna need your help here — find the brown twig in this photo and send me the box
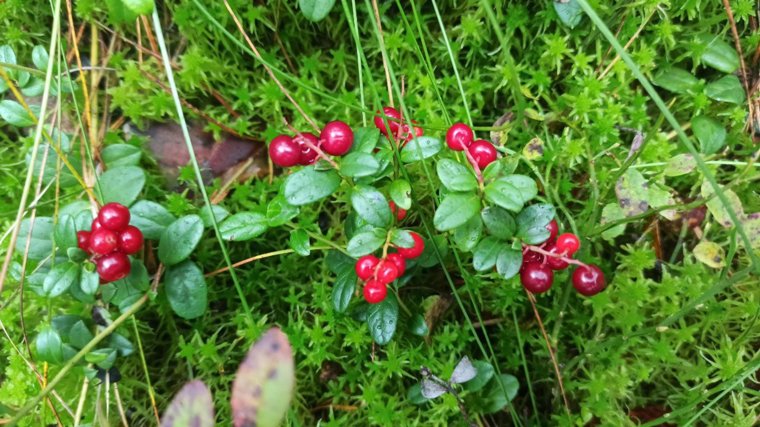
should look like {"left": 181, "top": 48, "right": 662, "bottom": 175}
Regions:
{"left": 525, "top": 291, "right": 570, "bottom": 412}
{"left": 720, "top": 0, "right": 754, "bottom": 128}
{"left": 222, "top": 0, "right": 320, "bottom": 132}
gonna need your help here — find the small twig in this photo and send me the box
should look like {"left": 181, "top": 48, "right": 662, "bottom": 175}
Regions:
{"left": 720, "top": 0, "right": 754, "bottom": 127}
{"left": 525, "top": 291, "right": 570, "bottom": 412}
{"left": 370, "top": 0, "right": 394, "bottom": 107}
{"left": 310, "top": 403, "right": 359, "bottom": 412}
{"left": 113, "top": 383, "right": 129, "bottom": 427}
{"left": 73, "top": 377, "right": 89, "bottom": 427}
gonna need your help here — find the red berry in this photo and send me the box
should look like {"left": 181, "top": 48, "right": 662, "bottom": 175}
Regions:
{"left": 268, "top": 135, "right": 301, "bottom": 167}
{"left": 91, "top": 219, "right": 103, "bottom": 232}
{"left": 522, "top": 250, "right": 544, "bottom": 265}
{"left": 386, "top": 253, "right": 407, "bottom": 277}
{"left": 320, "top": 121, "right": 354, "bottom": 156}
{"left": 96, "top": 252, "right": 131, "bottom": 283}
{"left": 119, "top": 225, "right": 144, "bottom": 255}
{"left": 389, "top": 201, "right": 407, "bottom": 221}
{"left": 363, "top": 279, "right": 387, "bottom": 304}
{"left": 544, "top": 245, "right": 569, "bottom": 270}
{"left": 89, "top": 229, "right": 119, "bottom": 255}
{"left": 374, "top": 107, "right": 401, "bottom": 136}
{"left": 396, "top": 232, "right": 425, "bottom": 259}
{"left": 546, "top": 220, "right": 559, "bottom": 243}
{"left": 77, "top": 231, "right": 91, "bottom": 252}
{"left": 293, "top": 132, "right": 320, "bottom": 165}
{"left": 468, "top": 140, "right": 498, "bottom": 169}
{"left": 555, "top": 233, "right": 581, "bottom": 256}
{"left": 446, "top": 122, "right": 474, "bottom": 151}
{"left": 520, "top": 262, "right": 554, "bottom": 294}
{"left": 355, "top": 255, "right": 380, "bottom": 281}
{"left": 375, "top": 259, "right": 399, "bottom": 284}
{"left": 98, "top": 203, "right": 130, "bottom": 232}
{"left": 572, "top": 265, "right": 606, "bottom": 296}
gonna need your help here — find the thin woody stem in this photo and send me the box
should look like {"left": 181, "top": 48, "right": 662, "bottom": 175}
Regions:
{"left": 282, "top": 118, "right": 340, "bottom": 170}
{"left": 524, "top": 245, "right": 589, "bottom": 268}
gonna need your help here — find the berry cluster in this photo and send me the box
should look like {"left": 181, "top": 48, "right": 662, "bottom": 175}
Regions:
{"left": 269, "top": 120, "right": 354, "bottom": 167}
{"left": 445, "top": 123, "right": 498, "bottom": 169}
{"left": 355, "top": 231, "right": 425, "bottom": 304}
{"left": 76, "top": 203, "right": 143, "bottom": 283}
{"left": 519, "top": 220, "right": 605, "bottom": 296}
{"left": 373, "top": 106, "right": 423, "bottom": 144}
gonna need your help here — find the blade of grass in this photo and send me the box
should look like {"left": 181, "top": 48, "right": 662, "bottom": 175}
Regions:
{"left": 150, "top": 10, "right": 255, "bottom": 328}
{"left": 576, "top": 0, "right": 760, "bottom": 272}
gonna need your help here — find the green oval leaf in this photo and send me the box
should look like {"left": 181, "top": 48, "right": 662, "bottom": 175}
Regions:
{"left": 299, "top": 0, "right": 336, "bottom": 22}
{"left": 340, "top": 152, "right": 380, "bottom": 178}
{"left": 266, "top": 195, "right": 300, "bottom": 227}
{"left": 351, "top": 185, "right": 391, "bottom": 228}
{"left": 16, "top": 217, "right": 54, "bottom": 260}
{"left": 463, "top": 361, "right": 495, "bottom": 393}
{"left": 698, "top": 34, "right": 739, "bottom": 73}
{"left": 516, "top": 204, "right": 555, "bottom": 244}
{"left": 389, "top": 179, "right": 412, "bottom": 210}
{"left": 554, "top": 0, "right": 582, "bottom": 28}
{"left": 453, "top": 214, "right": 483, "bottom": 252}
{"left": 0, "top": 99, "right": 35, "bottom": 127}
{"left": 705, "top": 75, "right": 745, "bottom": 104}
{"left": 97, "top": 166, "right": 145, "bottom": 206}
{"left": 283, "top": 168, "right": 340, "bottom": 206}
{"left": 165, "top": 260, "right": 207, "bottom": 320}
{"left": 122, "top": 0, "right": 155, "bottom": 15}
{"left": 481, "top": 374, "right": 519, "bottom": 413}
{"left": 499, "top": 175, "right": 537, "bottom": 204}
{"left": 35, "top": 327, "right": 64, "bottom": 364}
{"left": 436, "top": 159, "right": 477, "bottom": 192}
{"left": 231, "top": 328, "right": 295, "bottom": 427}
{"left": 652, "top": 67, "right": 699, "bottom": 94}
{"left": 473, "top": 237, "right": 501, "bottom": 272}
{"left": 219, "top": 212, "right": 268, "bottom": 241}
{"left": 496, "top": 247, "right": 522, "bottom": 280}
{"left": 332, "top": 268, "right": 357, "bottom": 313}
{"left": 32, "top": 46, "right": 49, "bottom": 70}
{"left": 484, "top": 180, "right": 523, "bottom": 212}
{"left": 346, "top": 229, "right": 386, "bottom": 257}
{"left": 481, "top": 206, "right": 516, "bottom": 240}
{"left": 289, "top": 229, "right": 310, "bottom": 256}
{"left": 43, "top": 261, "right": 79, "bottom": 297}
{"left": 400, "top": 136, "right": 442, "bottom": 162}
{"left": 434, "top": 193, "right": 480, "bottom": 231}
{"left": 158, "top": 215, "right": 204, "bottom": 266}
{"left": 692, "top": 115, "right": 726, "bottom": 155}
{"left": 367, "top": 294, "right": 399, "bottom": 345}
{"left": 102, "top": 144, "right": 142, "bottom": 168}
{"left": 129, "top": 200, "right": 176, "bottom": 240}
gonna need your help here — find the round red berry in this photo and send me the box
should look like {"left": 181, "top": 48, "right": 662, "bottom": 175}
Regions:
{"left": 268, "top": 135, "right": 301, "bottom": 167}
{"left": 96, "top": 252, "right": 131, "bottom": 283}
{"left": 555, "top": 233, "right": 581, "bottom": 256}
{"left": 386, "top": 253, "right": 407, "bottom": 277}
{"left": 119, "top": 225, "right": 144, "bottom": 255}
{"left": 522, "top": 250, "right": 544, "bottom": 265}
{"left": 572, "top": 264, "right": 606, "bottom": 296}
{"left": 77, "top": 231, "right": 91, "bottom": 253}
{"left": 544, "top": 245, "right": 569, "bottom": 270}
{"left": 374, "top": 107, "right": 401, "bottom": 136}
{"left": 89, "top": 229, "right": 119, "bottom": 255}
{"left": 397, "top": 232, "right": 425, "bottom": 259}
{"left": 375, "top": 259, "right": 399, "bottom": 284}
{"left": 320, "top": 121, "right": 354, "bottom": 156}
{"left": 363, "top": 279, "right": 387, "bottom": 304}
{"left": 389, "top": 201, "right": 407, "bottom": 221}
{"left": 98, "top": 203, "right": 130, "bottom": 232}
{"left": 355, "top": 255, "right": 380, "bottom": 281}
{"left": 446, "top": 122, "right": 474, "bottom": 151}
{"left": 520, "top": 262, "right": 554, "bottom": 294}
{"left": 545, "top": 220, "right": 559, "bottom": 243}
{"left": 468, "top": 140, "right": 497, "bottom": 169}
{"left": 91, "top": 218, "right": 103, "bottom": 232}
{"left": 293, "top": 132, "right": 320, "bottom": 165}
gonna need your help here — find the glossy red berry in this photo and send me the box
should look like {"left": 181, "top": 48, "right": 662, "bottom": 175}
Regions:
{"left": 98, "top": 203, "right": 130, "bottom": 232}
{"left": 396, "top": 232, "right": 425, "bottom": 259}
{"left": 89, "top": 229, "right": 119, "bottom": 255}
{"left": 572, "top": 265, "right": 606, "bottom": 296}
{"left": 389, "top": 201, "right": 407, "bottom": 221}
{"left": 386, "top": 253, "right": 407, "bottom": 277}
{"left": 320, "top": 121, "right": 354, "bottom": 156}
{"left": 355, "top": 255, "right": 380, "bottom": 281}
{"left": 522, "top": 250, "right": 544, "bottom": 265}
{"left": 77, "top": 231, "right": 91, "bottom": 253}
{"left": 96, "top": 252, "right": 131, "bottom": 283}
{"left": 375, "top": 259, "right": 399, "bottom": 285}
{"left": 119, "top": 225, "right": 144, "bottom": 255}
{"left": 544, "top": 245, "right": 569, "bottom": 270}
{"left": 91, "top": 219, "right": 103, "bottom": 232}
{"left": 374, "top": 107, "right": 401, "bottom": 136}
{"left": 363, "top": 279, "right": 387, "bottom": 304}
{"left": 468, "top": 140, "right": 498, "bottom": 169}
{"left": 446, "top": 122, "right": 474, "bottom": 151}
{"left": 555, "top": 233, "right": 581, "bottom": 256}
{"left": 268, "top": 135, "right": 301, "bottom": 167}
{"left": 520, "top": 262, "right": 554, "bottom": 294}
{"left": 545, "top": 220, "right": 559, "bottom": 243}
{"left": 293, "top": 132, "right": 320, "bottom": 165}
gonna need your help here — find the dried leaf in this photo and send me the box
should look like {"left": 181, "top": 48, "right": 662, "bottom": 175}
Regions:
{"left": 700, "top": 181, "right": 744, "bottom": 228}
{"left": 693, "top": 241, "right": 726, "bottom": 268}
{"left": 160, "top": 380, "right": 215, "bottom": 427}
{"left": 615, "top": 169, "right": 649, "bottom": 217}
{"left": 231, "top": 328, "right": 295, "bottom": 427}
{"left": 522, "top": 137, "right": 544, "bottom": 160}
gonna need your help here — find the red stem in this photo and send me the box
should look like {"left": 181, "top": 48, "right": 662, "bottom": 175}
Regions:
{"left": 282, "top": 118, "right": 339, "bottom": 170}
{"left": 524, "top": 245, "right": 589, "bottom": 268}
{"left": 462, "top": 147, "right": 484, "bottom": 184}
